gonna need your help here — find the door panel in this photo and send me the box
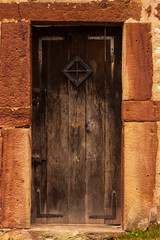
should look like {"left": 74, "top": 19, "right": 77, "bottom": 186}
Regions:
{"left": 46, "top": 39, "right": 69, "bottom": 223}
{"left": 85, "top": 39, "right": 106, "bottom": 224}
{"left": 68, "top": 29, "right": 86, "bottom": 224}
{"left": 32, "top": 26, "right": 122, "bottom": 224}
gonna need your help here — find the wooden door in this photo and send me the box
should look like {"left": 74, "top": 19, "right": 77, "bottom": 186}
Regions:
{"left": 31, "top": 26, "right": 122, "bottom": 224}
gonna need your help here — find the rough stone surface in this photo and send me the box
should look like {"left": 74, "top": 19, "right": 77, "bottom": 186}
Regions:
{"left": 143, "top": 1, "right": 160, "bottom": 101}
{"left": 154, "top": 122, "right": 160, "bottom": 223}
{"left": 0, "top": 22, "right": 31, "bottom": 108}
{"left": 0, "top": 227, "right": 124, "bottom": 240}
{"left": 0, "top": 108, "right": 32, "bottom": 127}
{"left": 146, "top": 5, "right": 151, "bottom": 17}
{"left": 0, "top": 0, "right": 143, "bottom": 3}
{"left": 0, "top": 3, "right": 20, "bottom": 21}
{"left": 0, "top": 1, "right": 142, "bottom": 22}
{"left": 0, "top": 128, "right": 31, "bottom": 228}
{"left": 0, "top": 21, "right": 1, "bottom": 63}
{"left": 123, "top": 23, "right": 153, "bottom": 101}
{"left": 124, "top": 122, "right": 157, "bottom": 230}
{"left": 155, "top": 4, "right": 160, "bottom": 20}
{"left": 122, "top": 101, "right": 160, "bottom": 122}
{"left": 0, "top": 136, "right": 2, "bottom": 221}
{"left": 19, "top": 1, "right": 141, "bottom": 22}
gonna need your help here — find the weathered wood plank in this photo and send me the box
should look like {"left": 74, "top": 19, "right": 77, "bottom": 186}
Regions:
{"left": 86, "top": 37, "right": 105, "bottom": 224}
{"left": 104, "top": 28, "right": 122, "bottom": 224}
{"left": 31, "top": 26, "right": 122, "bottom": 224}
{"left": 31, "top": 40, "right": 48, "bottom": 224}
{"left": 68, "top": 29, "right": 86, "bottom": 223}
{"left": 46, "top": 38, "right": 69, "bottom": 224}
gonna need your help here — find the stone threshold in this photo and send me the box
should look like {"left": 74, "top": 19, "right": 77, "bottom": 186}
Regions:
{"left": 0, "top": 225, "right": 125, "bottom": 239}
{"left": 29, "top": 224, "right": 124, "bottom": 233}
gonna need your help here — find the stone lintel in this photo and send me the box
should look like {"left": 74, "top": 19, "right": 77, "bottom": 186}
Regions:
{"left": 0, "top": 1, "right": 141, "bottom": 22}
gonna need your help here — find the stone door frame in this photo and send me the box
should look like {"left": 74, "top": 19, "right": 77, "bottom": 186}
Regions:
{"left": 0, "top": 1, "right": 156, "bottom": 230}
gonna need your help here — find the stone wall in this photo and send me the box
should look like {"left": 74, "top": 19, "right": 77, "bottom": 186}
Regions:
{"left": 0, "top": 20, "right": 31, "bottom": 228}
{"left": 122, "top": 0, "right": 160, "bottom": 230}
{"left": 0, "top": 0, "right": 159, "bottom": 231}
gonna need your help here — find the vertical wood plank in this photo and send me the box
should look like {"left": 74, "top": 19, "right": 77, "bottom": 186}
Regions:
{"left": 68, "top": 28, "right": 86, "bottom": 223}
{"left": 86, "top": 38, "right": 105, "bottom": 224}
{"left": 31, "top": 37, "right": 47, "bottom": 224}
{"left": 104, "top": 28, "right": 122, "bottom": 224}
{"left": 46, "top": 37, "right": 69, "bottom": 224}
{"left": 104, "top": 40, "right": 117, "bottom": 223}
{"left": 85, "top": 27, "right": 122, "bottom": 225}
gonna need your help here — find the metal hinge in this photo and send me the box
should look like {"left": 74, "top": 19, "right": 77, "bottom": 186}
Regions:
{"left": 89, "top": 192, "right": 116, "bottom": 219}
{"left": 36, "top": 189, "right": 63, "bottom": 218}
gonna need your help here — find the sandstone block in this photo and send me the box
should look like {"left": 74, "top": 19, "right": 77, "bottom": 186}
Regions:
{"left": 156, "top": 4, "right": 160, "bottom": 19}
{"left": 0, "top": 108, "right": 32, "bottom": 127}
{"left": 123, "top": 23, "right": 153, "bottom": 100}
{"left": 0, "top": 1, "right": 141, "bottom": 22}
{"left": 0, "top": 128, "right": 31, "bottom": 228}
{"left": 0, "top": 22, "right": 31, "bottom": 107}
{"left": 0, "top": 136, "right": 2, "bottom": 222}
{"left": 0, "top": 3, "right": 19, "bottom": 21}
{"left": 123, "top": 122, "right": 157, "bottom": 230}
{"left": 154, "top": 122, "right": 160, "bottom": 222}
{"left": 19, "top": 1, "right": 141, "bottom": 22}
{"left": 122, "top": 101, "right": 160, "bottom": 121}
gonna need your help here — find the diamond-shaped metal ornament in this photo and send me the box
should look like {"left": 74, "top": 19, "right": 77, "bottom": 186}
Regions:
{"left": 62, "top": 56, "right": 92, "bottom": 87}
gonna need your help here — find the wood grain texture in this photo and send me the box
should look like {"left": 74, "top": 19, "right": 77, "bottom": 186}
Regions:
{"left": 68, "top": 29, "right": 86, "bottom": 224}
{"left": 86, "top": 37, "right": 105, "bottom": 224}
{"left": 105, "top": 28, "right": 122, "bottom": 224}
{"left": 46, "top": 39, "right": 69, "bottom": 224}
{"left": 32, "top": 26, "right": 122, "bottom": 224}
{"left": 31, "top": 39, "right": 48, "bottom": 224}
